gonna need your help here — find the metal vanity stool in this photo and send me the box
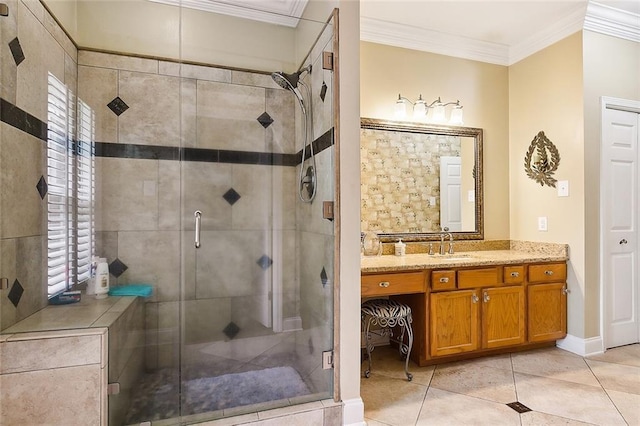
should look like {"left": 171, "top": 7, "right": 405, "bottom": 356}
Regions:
{"left": 361, "top": 299, "right": 414, "bottom": 381}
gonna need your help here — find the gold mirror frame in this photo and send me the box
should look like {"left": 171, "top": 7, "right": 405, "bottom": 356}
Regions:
{"left": 360, "top": 117, "right": 484, "bottom": 242}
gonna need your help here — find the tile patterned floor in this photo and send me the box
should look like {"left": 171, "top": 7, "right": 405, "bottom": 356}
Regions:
{"left": 361, "top": 344, "right": 640, "bottom": 425}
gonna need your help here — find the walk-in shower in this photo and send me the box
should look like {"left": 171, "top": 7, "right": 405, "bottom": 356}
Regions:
{"left": 272, "top": 65, "right": 318, "bottom": 203}
{"left": 0, "top": 0, "right": 337, "bottom": 424}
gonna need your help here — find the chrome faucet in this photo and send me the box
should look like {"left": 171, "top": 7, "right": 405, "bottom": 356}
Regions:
{"left": 439, "top": 228, "right": 454, "bottom": 255}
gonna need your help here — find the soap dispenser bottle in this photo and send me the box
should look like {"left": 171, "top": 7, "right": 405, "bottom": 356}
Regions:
{"left": 394, "top": 238, "right": 406, "bottom": 256}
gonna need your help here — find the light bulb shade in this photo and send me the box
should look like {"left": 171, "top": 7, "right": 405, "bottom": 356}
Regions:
{"left": 395, "top": 98, "right": 407, "bottom": 118}
{"left": 449, "top": 107, "right": 464, "bottom": 125}
{"left": 413, "top": 100, "right": 426, "bottom": 119}
{"left": 432, "top": 104, "right": 446, "bottom": 123}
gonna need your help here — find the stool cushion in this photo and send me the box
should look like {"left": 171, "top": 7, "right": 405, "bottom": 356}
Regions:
{"left": 361, "top": 299, "right": 411, "bottom": 319}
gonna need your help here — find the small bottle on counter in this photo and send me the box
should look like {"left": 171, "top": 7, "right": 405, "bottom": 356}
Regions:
{"left": 394, "top": 238, "right": 406, "bottom": 256}
{"left": 94, "top": 258, "right": 110, "bottom": 299}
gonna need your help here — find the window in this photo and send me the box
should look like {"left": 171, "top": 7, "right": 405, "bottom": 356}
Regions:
{"left": 47, "top": 72, "right": 95, "bottom": 297}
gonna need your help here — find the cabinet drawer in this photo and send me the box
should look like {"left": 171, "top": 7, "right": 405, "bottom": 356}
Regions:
{"left": 361, "top": 272, "right": 425, "bottom": 297}
{"left": 504, "top": 265, "right": 524, "bottom": 284}
{"left": 431, "top": 270, "right": 456, "bottom": 291}
{"left": 458, "top": 267, "right": 500, "bottom": 289}
{"left": 528, "top": 263, "right": 566, "bottom": 283}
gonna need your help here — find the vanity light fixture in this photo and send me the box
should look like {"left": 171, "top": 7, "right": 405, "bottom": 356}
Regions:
{"left": 394, "top": 94, "right": 464, "bottom": 125}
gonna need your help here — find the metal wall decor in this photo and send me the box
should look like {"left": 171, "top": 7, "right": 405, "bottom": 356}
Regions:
{"left": 524, "top": 131, "right": 561, "bottom": 187}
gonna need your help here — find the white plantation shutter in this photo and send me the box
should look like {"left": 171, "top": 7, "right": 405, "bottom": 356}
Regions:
{"left": 76, "top": 99, "right": 95, "bottom": 284}
{"left": 47, "top": 72, "right": 95, "bottom": 297}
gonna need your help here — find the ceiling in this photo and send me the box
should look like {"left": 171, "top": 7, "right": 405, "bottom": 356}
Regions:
{"left": 360, "top": 0, "right": 640, "bottom": 65}
{"left": 156, "top": 0, "right": 639, "bottom": 65}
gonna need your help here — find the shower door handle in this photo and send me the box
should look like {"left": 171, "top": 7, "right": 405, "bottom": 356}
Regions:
{"left": 194, "top": 210, "right": 202, "bottom": 248}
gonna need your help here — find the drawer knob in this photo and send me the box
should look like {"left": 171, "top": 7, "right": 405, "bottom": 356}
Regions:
{"left": 439, "top": 277, "right": 449, "bottom": 283}
{"left": 472, "top": 294, "right": 479, "bottom": 303}
{"left": 510, "top": 272, "right": 520, "bottom": 277}
{"left": 544, "top": 270, "right": 554, "bottom": 276}
{"left": 483, "top": 291, "right": 490, "bottom": 303}
{"left": 379, "top": 281, "right": 390, "bottom": 288}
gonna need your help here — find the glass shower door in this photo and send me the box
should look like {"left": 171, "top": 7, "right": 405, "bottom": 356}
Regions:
{"left": 177, "top": 8, "right": 336, "bottom": 423}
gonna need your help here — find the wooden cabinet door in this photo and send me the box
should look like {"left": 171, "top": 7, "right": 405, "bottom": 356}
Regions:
{"left": 430, "top": 290, "right": 479, "bottom": 357}
{"left": 482, "top": 286, "right": 525, "bottom": 349}
{"left": 528, "top": 282, "right": 567, "bottom": 342}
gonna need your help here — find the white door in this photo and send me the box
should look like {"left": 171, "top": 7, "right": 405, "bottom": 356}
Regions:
{"left": 440, "top": 156, "right": 462, "bottom": 231}
{"left": 602, "top": 105, "right": 639, "bottom": 349}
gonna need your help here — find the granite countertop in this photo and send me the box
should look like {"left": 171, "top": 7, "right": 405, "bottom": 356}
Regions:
{"left": 361, "top": 248, "right": 569, "bottom": 274}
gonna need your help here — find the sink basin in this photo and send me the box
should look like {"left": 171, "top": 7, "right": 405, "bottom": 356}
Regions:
{"left": 432, "top": 254, "right": 474, "bottom": 261}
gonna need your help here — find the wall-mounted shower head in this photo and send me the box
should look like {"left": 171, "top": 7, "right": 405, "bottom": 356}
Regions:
{"left": 270, "top": 65, "right": 311, "bottom": 91}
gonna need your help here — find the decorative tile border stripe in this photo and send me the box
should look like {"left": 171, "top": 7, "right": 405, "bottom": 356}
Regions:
{"left": 298, "top": 127, "right": 334, "bottom": 161}
{"left": 95, "top": 142, "right": 180, "bottom": 161}
{"left": 0, "top": 98, "right": 47, "bottom": 141}
{"left": 1, "top": 98, "right": 335, "bottom": 167}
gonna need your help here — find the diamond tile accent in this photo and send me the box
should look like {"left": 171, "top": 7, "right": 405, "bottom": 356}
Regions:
{"left": 109, "top": 258, "right": 128, "bottom": 278}
{"left": 36, "top": 175, "right": 48, "bottom": 199}
{"left": 320, "top": 267, "right": 329, "bottom": 288}
{"left": 257, "top": 112, "right": 274, "bottom": 128}
{"left": 223, "top": 321, "right": 240, "bottom": 339}
{"left": 107, "top": 97, "right": 129, "bottom": 116}
{"left": 320, "top": 81, "right": 328, "bottom": 102}
{"left": 8, "top": 37, "right": 25, "bottom": 66}
{"left": 506, "top": 402, "right": 531, "bottom": 413}
{"left": 257, "top": 255, "right": 273, "bottom": 270}
{"left": 223, "top": 188, "right": 241, "bottom": 205}
{"left": 8, "top": 279, "right": 24, "bottom": 308}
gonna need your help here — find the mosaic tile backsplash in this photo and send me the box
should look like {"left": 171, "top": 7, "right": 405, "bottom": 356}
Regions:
{"left": 360, "top": 128, "right": 461, "bottom": 233}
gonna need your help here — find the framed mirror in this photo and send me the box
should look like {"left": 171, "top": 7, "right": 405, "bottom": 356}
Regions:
{"left": 360, "top": 118, "right": 484, "bottom": 242}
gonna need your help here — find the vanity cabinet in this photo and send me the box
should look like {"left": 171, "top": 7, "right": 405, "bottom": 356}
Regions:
{"left": 364, "top": 260, "right": 567, "bottom": 366}
{"left": 430, "top": 289, "right": 479, "bottom": 356}
{"left": 528, "top": 263, "right": 567, "bottom": 342}
{"left": 429, "top": 268, "right": 525, "bottom": 357}
{"left": 361, "top": 271, "right": 426, "bottom": 297}
{"left": 482, "top": 285, "right": 526, "bottom": 349}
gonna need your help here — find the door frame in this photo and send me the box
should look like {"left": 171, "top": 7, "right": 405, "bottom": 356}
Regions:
{"left": 599, "top": 96, "right": 640, "bottom": 349}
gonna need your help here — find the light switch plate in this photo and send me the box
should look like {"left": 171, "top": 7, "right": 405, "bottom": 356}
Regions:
{"left": 557, "top": 180, "right": 569, "bottom": 197}
{"left": 467, "top": 190, "right": 475, "bottom": 202}
{"left": 538, "top": 216, "right": 548, "bottom": 231}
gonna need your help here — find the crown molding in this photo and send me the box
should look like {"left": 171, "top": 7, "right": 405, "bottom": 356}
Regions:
{"left": 149, "top": 0, "right": 309, "bottom": 28}
{"left": 362, "top": 1, "right": 639, "bottom": 66}
{"left": 508, "top": 5, "right": 586, "bottom": 65}
{"left": 360, "top": 17, "right": 510, "bottom": 66}
{"left": 585, "top": 2, "right": 640, "bottom": 43}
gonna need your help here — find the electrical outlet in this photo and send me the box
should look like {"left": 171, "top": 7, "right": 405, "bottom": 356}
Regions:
{"left": 538, "top": 216, "right": 548, "bottom": 231}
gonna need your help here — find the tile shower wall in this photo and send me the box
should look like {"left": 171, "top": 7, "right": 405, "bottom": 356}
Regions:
{"left": 360, "top": 131, "right": 461, "bottom": 233}
{"left": 0, "top": 0, "right": 78, "bottom": 331}
{"left": 78, "top": 51, "right": 300, "bottom": 368}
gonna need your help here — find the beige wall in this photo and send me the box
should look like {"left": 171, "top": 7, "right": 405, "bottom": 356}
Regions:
{"left": 509, "top": 32, "right": 586, "bottom": 337}
{"left": 360, "top": 42, "right": 510, "bottom": 240}
{"left": 45, "top": 0, "right": 329, "bottom": 73}
{"left": 582, "top": 31, "right": 640, "bottom": 338}
{"left": 43, "top": 0, "right": 78, "bottom": 41}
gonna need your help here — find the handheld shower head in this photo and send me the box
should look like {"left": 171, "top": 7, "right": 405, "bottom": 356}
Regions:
{"left": 270, "top": 65, "right": 311, "bottom": 91}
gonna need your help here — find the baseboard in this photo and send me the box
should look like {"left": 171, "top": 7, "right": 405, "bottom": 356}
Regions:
{"left": 556, "top": 334, "right": 604, "bottom": 357}
{"left": 282, "top": 316, "right": 302, "bottom": 332}
{"left": 342, "top": 397, "right": 365, "bottom": 426}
